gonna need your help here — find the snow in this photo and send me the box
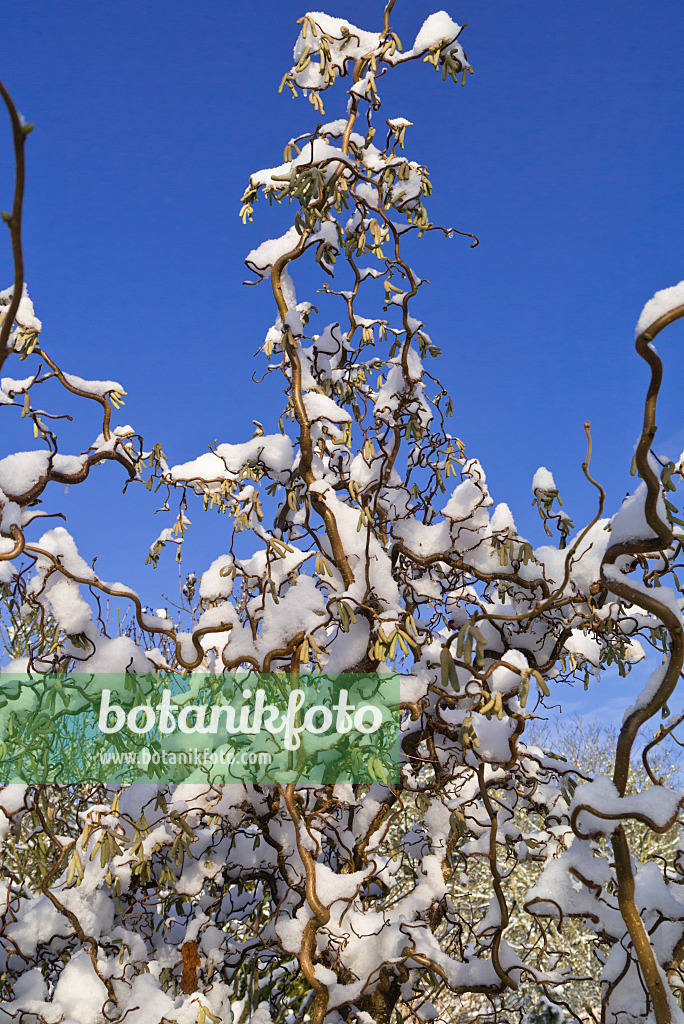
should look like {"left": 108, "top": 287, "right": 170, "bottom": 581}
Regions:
{"left": 116, "top": 974, "right": 176, "bottom": 1024}
{"left": 250, "top": 140, "right": 351, "bottom": 191}
{"left": 7, "top": 969, "right": 47, "bottom": 1005}
{"left": 570, "top": 775, "right": 683, "bottom": 837}
{"left": 1, "top": 373, "right": 38, "bottom": 398}
{"left": 62, "top": 372, "right": 123, "bottom": 396}
{"left": 490, "top": 650, "right": 529, "bottom": 694}
{"left": 471, "top": 711, "right": 518, "bottom": 763}
{"left": 442, "top": 478, "right": 489, "bottom": 520}
{"left": 0, "top": 450, "right": 49, "bottom": 496}
{"left": 636, "top": 279, "right": 684, "bottom": 337}
{"left": 531, "top": 466, "right": 556, "bottom": 492}
{"left": 5, "top": 893, "right": 66, "bottom": 958}
{"left": 564, "top": 629, "right": 602, "bottom": 667}
{"left": 565, "top": 518, "right": 611, "bottom": 596}
{"left": 150, "top": 527, "right": 181, "bottom": 549}
{"left": 324, "top": 616, "right": 370, "bottom": 672}
{"left": 293, "top": 13, "right": 381, "bottom": 67}
{"left": 0, "top": 786, "right": 27, "bottom": 845}
{"left": 52, "top": 453, "right": 87, "bottom": 477}
{"left": 50, "top": 952, "right": 108, "bottom": 1024}
{"left": 303, "top": 390, "right": 352, "bottom": 423}
{"left": 249, "top": 1004, "right": 275, "bottom": 1024}
{"left": 0, "top": 284, "right": 42, "bottom": 332}
{"left": 33, "top": 526, "right": 96, "bottom": 583}
{"left": 412, "top": 12, "right": 462, "bottom": 53}
{"left": 388, "top": 12, "right": 467, "bottom": 66}
{"left": 0, "top": 450, "right": 85, "bottom": 497}
{"left": 314, "top": 862, "right": 369, "bottom": 904}
{"left": 609, "top": 481, "right": 666, "bottom": 545}
{"left": 393, "top": 518, "right": 449, "bottom": 558}
{"left": 245, "top": 226, "right": 302, "bottom": 286}
{"left": 200, "top": 554, "right": 235, "bottom": 602}
{"left": 170, "top": 436, "right": 294, "bottom": 483}
{"left": 490, "top": 502, "right": 516, "bottom": 534}
{"left": 0, "top": 785, "right": 27, "bottom": 817}
{"left": 275, "top": 908, "right": 310, "bottom": 954}
{"left": 40, "top": 575, "right": 93, "bottom": 634}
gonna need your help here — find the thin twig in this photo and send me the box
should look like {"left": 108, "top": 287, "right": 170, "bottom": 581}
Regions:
{"left": 0, "top": 78, "right": 28, "bottom": 372}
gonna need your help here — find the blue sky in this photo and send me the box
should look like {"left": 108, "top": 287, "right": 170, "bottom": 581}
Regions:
{"left": 2, "top": 1, "right": 684, "bottom": 721}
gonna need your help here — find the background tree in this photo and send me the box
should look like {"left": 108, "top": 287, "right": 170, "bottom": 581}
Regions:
{"left": 2, "top": 5, "right": 684, "bottom": 1024}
